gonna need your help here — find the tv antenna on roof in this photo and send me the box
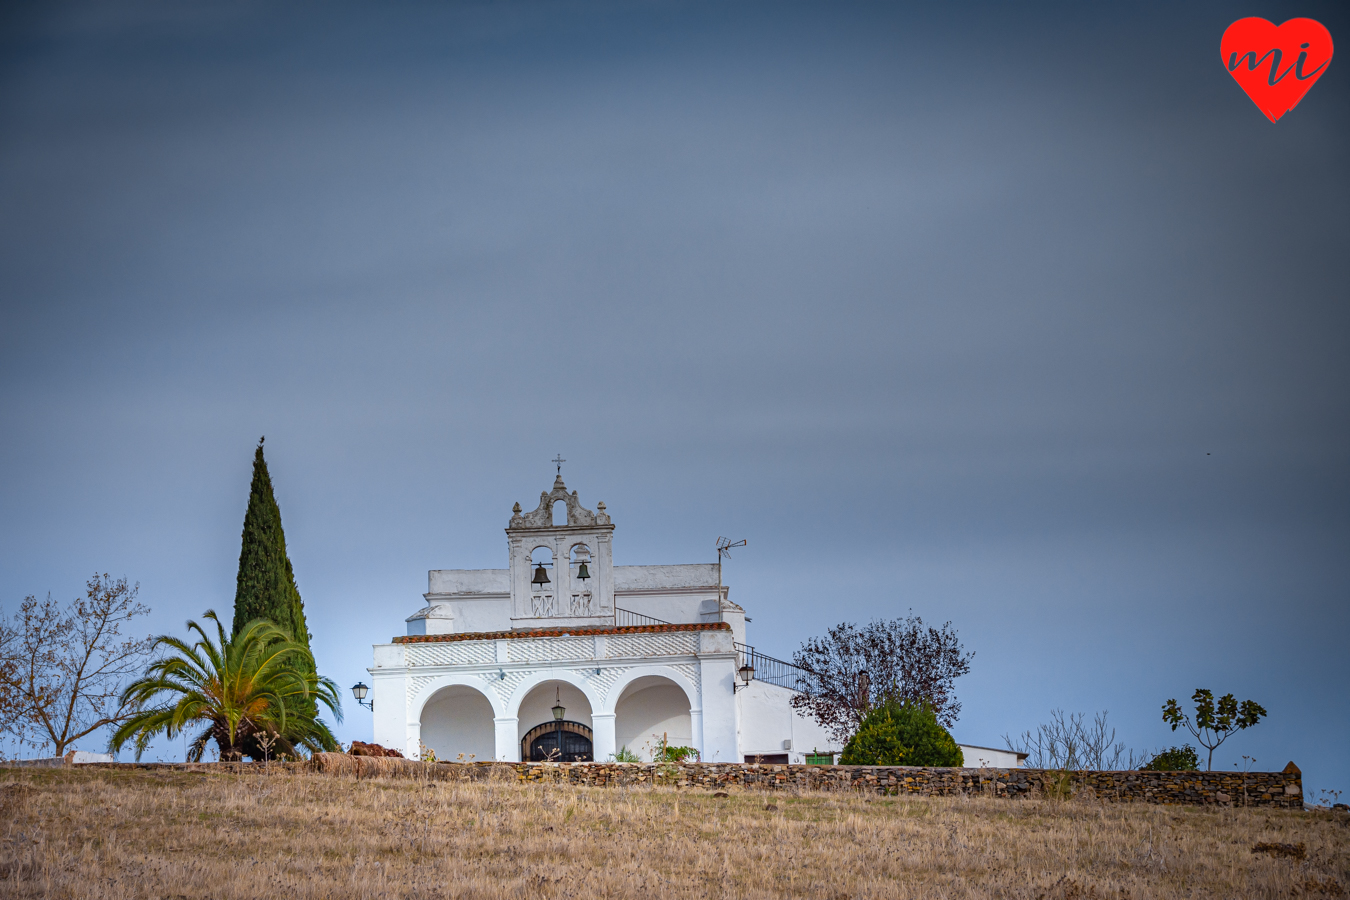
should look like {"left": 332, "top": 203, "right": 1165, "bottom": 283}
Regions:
{"left": 715, "top": 537, "right": 746, "bottom": 621}
{"left": 716, "top": 536, "right": 746, "bottom": 561}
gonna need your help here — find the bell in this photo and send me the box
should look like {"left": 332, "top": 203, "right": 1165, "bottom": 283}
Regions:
{"left": 532, "top": 563, "right": 550, "bottom": 586}
{"left": 575, "top": 560, "right": 590, "bottom": 581}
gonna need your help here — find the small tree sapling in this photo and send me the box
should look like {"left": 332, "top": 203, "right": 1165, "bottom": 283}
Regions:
{"left": 1161, "top": 689, "right": 1266, "bottom": 771}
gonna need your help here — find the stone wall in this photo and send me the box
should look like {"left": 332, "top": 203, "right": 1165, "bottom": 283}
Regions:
{"left": 1, "top": 757, "right": 67, "bottom": 768}
{"left": 307, "top": 754, "right": 1303, "bottom": 808}
{"left": 2, "top": 760, "right": 312, "bottom": 775}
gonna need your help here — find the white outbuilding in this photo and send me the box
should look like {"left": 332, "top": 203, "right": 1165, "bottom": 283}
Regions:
{"left": 368, "top": 474, "right": 840, "bottom": 764}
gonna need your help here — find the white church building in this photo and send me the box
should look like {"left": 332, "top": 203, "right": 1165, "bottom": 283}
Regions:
{"left": 368, "top": 473, "right": 840, "bottom": 764}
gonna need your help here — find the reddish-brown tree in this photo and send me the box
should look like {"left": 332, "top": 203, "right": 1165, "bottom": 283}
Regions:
{"left": 790, "top": 614, "right": 972, "bottom": 745}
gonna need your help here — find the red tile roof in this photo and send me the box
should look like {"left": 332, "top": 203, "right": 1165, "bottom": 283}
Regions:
{"left": 395, "top": 622, "right": 731, "bottom": 644}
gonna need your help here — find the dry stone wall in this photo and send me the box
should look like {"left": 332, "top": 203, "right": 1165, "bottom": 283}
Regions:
{"left": 308, "top": 754, "right": 1303, "bottom": 808}
{"left": 25, "top": 755, "right": 1300, "bottom": 808}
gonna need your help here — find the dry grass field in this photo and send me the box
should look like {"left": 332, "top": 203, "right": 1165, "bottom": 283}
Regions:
{"left": 1, "top": 767, "right": 1346, "bottom": 899}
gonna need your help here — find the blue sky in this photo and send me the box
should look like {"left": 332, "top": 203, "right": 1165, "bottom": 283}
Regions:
{"left": 1, "top": 0, "right": 1346, "bottom": 798}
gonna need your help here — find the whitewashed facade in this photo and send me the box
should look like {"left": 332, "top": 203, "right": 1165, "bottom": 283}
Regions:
{"left": 955, "top": 744, "right": 1028, "bottom": 769}
{"left": 369, "top": 475, "right": 840, "bottom": 763}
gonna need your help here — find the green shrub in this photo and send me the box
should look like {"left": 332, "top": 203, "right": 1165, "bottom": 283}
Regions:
{"left": 840, "top": 701, "right": 964, "bottom": 767}
{"left": 654, "top": 742, "right": 699, "bottom": 763}
{"left": 1141, "top": 744, "right": 1199, "bottom": 771}
{"left": 610, "top": 746, "right": 641, "bottom": 762}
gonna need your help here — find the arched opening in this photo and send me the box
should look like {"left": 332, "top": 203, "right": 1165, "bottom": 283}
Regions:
{"left": 530, "top": 545, "right": 554, "bottom": 570}
{"left": 552, "top": 499, "right": 568, "bottom": 526}
{"left": 569, "top": 543, "right": 591, "bottom": 575}
{"left": 522, "top": 720, "right": 593, "bottom": 762}
{"left": 529, "top": 546, "right": 555, "bottom": 616}
{"left": 614, "top": 676, "right": 693, "bottom": 761}
{"left": 517, "top": 681, "right": 593, "bottom": 762}
{"left": 420, "top": 684, "right": 495, "bottom": 762}
{"left": 568, "top": 544, "right": 594, "bottom": 615}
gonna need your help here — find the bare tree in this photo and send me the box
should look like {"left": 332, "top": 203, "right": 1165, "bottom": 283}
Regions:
{"left": 1003, "top": 709, "right": 1149, "bottom": 770}
{"left": 1, "top": 574, "right": 154, "bottom": 757}
{"left": 790, "top": 613, "right": 973, "bottom": 744}
{"left": 0, "top": 620, "right": 19, "bottom": 758}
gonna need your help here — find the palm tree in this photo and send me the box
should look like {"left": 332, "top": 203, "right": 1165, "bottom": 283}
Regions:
{"left": 110, "top": 610, "right": 341, "bottom": 761}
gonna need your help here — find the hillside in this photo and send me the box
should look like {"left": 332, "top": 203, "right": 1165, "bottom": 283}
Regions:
{"left": 2, "top": 767, "right": 1346, "bottom": 899}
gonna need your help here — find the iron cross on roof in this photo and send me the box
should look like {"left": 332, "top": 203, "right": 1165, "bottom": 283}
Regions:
{"left": 552, "top": 454, "right": 566, "bottom": 476}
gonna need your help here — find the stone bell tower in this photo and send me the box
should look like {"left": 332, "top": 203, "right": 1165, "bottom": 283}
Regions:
{"left": 506, "top": 475, "right": 614, "bottom": 629}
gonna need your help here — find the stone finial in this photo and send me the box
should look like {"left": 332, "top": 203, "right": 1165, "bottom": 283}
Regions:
{"left": 595, "top": 501, "right": 610, "bottom": 525}
{"left": 1283, "top": 761, "right": 1301, "bottom": 775}
{"left": 509, "top": 501, "right": 524, "bottom": 528}
{"left": 512, "top": 502, "right": 522, "bottom": 514}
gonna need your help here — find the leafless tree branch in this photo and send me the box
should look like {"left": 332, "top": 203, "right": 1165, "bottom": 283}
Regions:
{"left": 0, "top": 574, "right": 154, "bottom": 756}
{"left": 1004, "top": 709, "right": 1150, "bottom": 770}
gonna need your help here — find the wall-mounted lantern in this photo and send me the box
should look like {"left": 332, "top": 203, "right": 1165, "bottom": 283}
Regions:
{"left": 734, "top": 660, "right": 755, "bottom": 692}
{"left": 351, "top": 681, "right": 373, "bottom": 711}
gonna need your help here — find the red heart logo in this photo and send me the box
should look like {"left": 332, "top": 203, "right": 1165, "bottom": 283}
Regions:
{"left": 1221, "top": 18, "right": 1333, "bottom": 122}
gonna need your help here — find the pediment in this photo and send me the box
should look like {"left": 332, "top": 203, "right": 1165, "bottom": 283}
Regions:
{"left": 509, "top": 476, "right": 610, "bottom": 529}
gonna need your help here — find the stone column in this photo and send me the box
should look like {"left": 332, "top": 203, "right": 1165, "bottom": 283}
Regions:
{"left": 508, "top": 537, "right": 527, "bottom": 620}
{"left": 405, "top": 719, "right": 422, "bottom": 760}
{"left": 591, "top": 712, "right": 617, "bottom": 761}
{"left": 689, "top": 708, "right": 704, "bottom": 759}
{"left": 369, "top": 643, "right": 407, "bottom": 753}
{"left": 494, "top": 716, "right": 520, "bottom": 762}
{"left": 698, "top": 654, "right": 740, "bottom": 764}
{"left": 596, "top": 532, "right": 614, "bottom": 616}
{"left": 555, "top": 535, "right": 569, "bottom": 609}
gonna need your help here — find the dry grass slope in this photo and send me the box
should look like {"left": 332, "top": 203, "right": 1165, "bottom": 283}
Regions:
{"left": 1, "top": 768, "right": 1347, "bottom": 899}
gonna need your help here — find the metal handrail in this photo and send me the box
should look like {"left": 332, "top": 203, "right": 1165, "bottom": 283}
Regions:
{"left": 612, "top": 612, "right": 808, "bottom": 692}
{"left": 734, "top": 642, "right": 809, "bottom": 692}
{"left": 614, "top": 607, "right": 674, "bottom": 627}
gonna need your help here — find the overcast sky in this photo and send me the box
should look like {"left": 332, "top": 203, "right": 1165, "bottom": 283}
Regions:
{"left": 2, "top": 1, "right": 1346, "bottom": 796}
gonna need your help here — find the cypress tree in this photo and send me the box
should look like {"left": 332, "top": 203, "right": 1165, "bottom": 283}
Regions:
{"left": 231, "top": 438, "right": 313, "bottom": 664}
{"left": 227, "top": 437, "right": 338, "bottom": 758}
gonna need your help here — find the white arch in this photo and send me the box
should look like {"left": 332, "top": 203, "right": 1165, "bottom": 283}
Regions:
{"left": 505, "top": 668, "right": 605, "bottom": 720}
{"left": 409, "top": 674, "right": 506, "bottom": 722}
{"left": 600, "top": 665, "right": 699, "bottom": 716}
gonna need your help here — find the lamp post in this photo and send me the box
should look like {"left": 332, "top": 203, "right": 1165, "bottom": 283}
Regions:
{"left": 551, "top": 687, "right": 566, "bottom": 761}
{"left": 351, "top": 681, "right": 372, "bottom": 711}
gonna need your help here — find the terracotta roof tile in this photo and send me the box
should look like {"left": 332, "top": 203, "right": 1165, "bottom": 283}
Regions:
{"left": 394, "top": 622, "right": 731, "bottom": 644}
